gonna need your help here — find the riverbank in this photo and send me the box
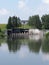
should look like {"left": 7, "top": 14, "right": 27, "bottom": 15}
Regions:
{"left": 0, "top": 24, "right": 32, "bottom": 30}
{"left": 0, "top": 24, "right": 6, "bottom": 31}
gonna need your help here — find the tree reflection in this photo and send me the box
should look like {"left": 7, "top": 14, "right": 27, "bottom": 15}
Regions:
{"left": 1, "top": 35, "right": 49, "bottom": 54}
{"left": 7, "top": 35, "right": 29, "bottom": 53}
{"left": 42, "top": 37, "right": 49, "bottom": 53}
{"left": 28, "top": 39, "right": 42, "bottom": 53}
{"left": 7, "top": 36, "right": 42, "bottom": 53}
{"left": 0, "top": 38, "right": 6, "bottom": 46}
{"left": 7, "top": 37, "right": 21, "bottom": 52}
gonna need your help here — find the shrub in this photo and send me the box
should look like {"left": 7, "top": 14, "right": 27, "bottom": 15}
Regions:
{"left": 45, "top": 32, "right": 49, "bottom": 38}
{"left": 0, "top": 28, "right": 2, "bottom": 32}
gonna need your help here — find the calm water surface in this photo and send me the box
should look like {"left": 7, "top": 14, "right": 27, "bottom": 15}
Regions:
{"left": 0, "top": 34, "right": 49, "bottom": 65}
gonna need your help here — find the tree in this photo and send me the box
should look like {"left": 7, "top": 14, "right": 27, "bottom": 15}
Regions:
{"left": 7, "top": 16, "right": 21, "bottom": 29}
{"left": 0, "top": 28, "right": 2, "bottom": 32}
{"left": 41, "top": 15, "right": 49, "bottom": 29}
{"left": 7, "top": 16, "right": 12, "bottom": 29}
{"left": 28, "top": 15, "right": 42, "bottom": 29}
{"left": 11, "top": 16, "right": 17, "bottom": 29}
{"left": 17, "top": 17, "right": 21, "bottom": 27}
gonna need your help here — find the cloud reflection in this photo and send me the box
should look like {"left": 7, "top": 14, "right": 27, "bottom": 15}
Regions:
{"left": 18, "top": 45, "right": 29, "bottom": 59}
{"left": 0, "top": 43, "right": 8, "bottom": 52}
{"left": 29, "top": 34, "right": 43, "bottom": 41}
{"left": 42, "top": 53, "right": 49, "bottom": 61}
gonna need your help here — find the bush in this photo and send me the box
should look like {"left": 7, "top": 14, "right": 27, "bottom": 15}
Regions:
{"left": 0, "top": 28, "right": 2, "bottom": 32}
{"left": 45, "top": 32, "right": 49, "bottom": 38}
{"left": 0, "top": 33, "right": 5, "bottom": 38}
{"left": 0, "top": 29, "right": 5, "bottom": 38}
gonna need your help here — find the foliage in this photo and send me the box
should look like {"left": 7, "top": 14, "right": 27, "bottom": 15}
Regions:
{"left": 28, "top": 15, "right": 42, "bottom": 29}
{"left": 0, "top": 28, "right": 5, "bottom": 38}
{"left": 41, "top": 15, "right": 49, "bottom": 29}
{"left": 45, "top": 32, "right": 49, "bottom": 38}
{"left": 7, "top": 16, "right": 21, "bottom": 29}
{"left": 0, "top": 33, "right": 5, "bottom": 38}
{"left": 6, "top": 17, "right": 12, "bottom": 29}
{"left": 1, "top": 14, "right": 49, "bottom": 30}
{"left": 0, "top": 28, "right": 1, "bottom": 32}
{"left": 17, "top": 17, "right": 21, "bottom": 27}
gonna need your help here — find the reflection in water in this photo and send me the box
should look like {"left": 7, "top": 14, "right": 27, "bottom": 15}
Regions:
{"left": 0, "top": 34, "right": 49, "bottom": 65}
{"left": 0, "top": 44, "right": 8, "bottom": 52}
{"left": 18, "top": 45, "right": 29, "bottom": 58}
{"left": 7, "top": 35, "right": 29, "bottom": 52}
{"left": 7, "top": 37, "right": 21, "bottom": 52}
{"left": 0, "top": 34, "right": 49, "bottom": 54}
{"left": 28, "top": 39, "right": 42, "bottom": 53}
{"left": 6, "top": 35, "right": 42, "bottom": 53}
{"left": 29, "top": 34, "right": 43, "bottom": 41}
{"left": 42, "top": 37, "right": 49, "bottom": 53}
{"left": 0, "top": 38, "right": 6, "bottom": 46}
{"left": 42, "top": 54, "right": 49, "bottom": 61}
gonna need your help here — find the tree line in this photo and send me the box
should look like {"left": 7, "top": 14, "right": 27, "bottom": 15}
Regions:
{"left": 7, "top": 14, "right": 49, "bottom": 29}
{"left": 7, "top": 16, "right": 21, "bottom": 29}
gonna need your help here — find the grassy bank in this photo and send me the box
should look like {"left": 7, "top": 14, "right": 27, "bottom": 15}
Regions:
{"left": 0, "top": 24, "right": 32, "bottom": 30}
{"left": 19, "top": 24, "right": 32, "bottom": 29}
{"left": 0, "top": 24, "right": 7, "bottom": 31}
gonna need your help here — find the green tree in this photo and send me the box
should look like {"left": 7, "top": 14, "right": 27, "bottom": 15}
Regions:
{"left": 41, "top": 15, "right": 49, "bottom": 29}
{"left": 7, "top": 16, "right": 12, "bottom": 29}
{"left": 28, "top": 15, "right": 42, "bottom": 29}
{"left": 17, "top": 17, "right": 21, "bottom": 27}
{"left": 0, "top": 28, "right": 2, "bottom": 32}
{"left": 7, "top": 16, "right": 21, "bottom": 29}
{"left": 11, "top": 16, "right": 17, "bottom": 29}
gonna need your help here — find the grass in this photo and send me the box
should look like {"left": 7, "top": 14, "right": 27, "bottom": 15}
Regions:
{"left": 0, "top": 24, "right": 7, "bottom": 31}
{"left": 19, "top": 24, "right": 32, "bottom": 29}
{"left": 0, "top": 24, "right": 32, "bottom": 30}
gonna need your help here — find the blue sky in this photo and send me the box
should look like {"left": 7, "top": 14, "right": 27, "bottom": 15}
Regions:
{"left": 0, "top": 0, "right": 49, "bottom": 24}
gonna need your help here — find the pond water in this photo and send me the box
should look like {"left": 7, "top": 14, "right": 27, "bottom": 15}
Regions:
{"left": 0, "top": 34, "right": 49, "bottom": 65}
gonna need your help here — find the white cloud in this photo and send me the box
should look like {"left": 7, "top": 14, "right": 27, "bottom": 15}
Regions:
{"left": 17, "top": 0, "right": 49, "bottom": 20}
{"left": 42, "top": 0, "right": 49, "bottom": 4}
{"left": 18, "top": 0, "right": 26, "bottom": 9}
{"left": 0, "top": 8, "right": 9, "bottom": 15}
{"left": 17, "top": 0, "right": 33, "bottom": 19}
{"left": 32, "top": 4, "right": 49, "bottom": 17}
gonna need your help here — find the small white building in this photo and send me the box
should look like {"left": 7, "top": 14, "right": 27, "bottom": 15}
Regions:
{"left": 21, "top": 20, "right": 28, "bottom": 24}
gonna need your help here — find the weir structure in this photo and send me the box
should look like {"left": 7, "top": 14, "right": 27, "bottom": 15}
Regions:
{"left": 7, "top": 28, "right": 29, "bottom": 38}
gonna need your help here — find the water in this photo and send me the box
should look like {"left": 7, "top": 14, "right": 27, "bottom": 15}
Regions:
{"left": 0, "top": 34, "right": 49, "bottom": 65}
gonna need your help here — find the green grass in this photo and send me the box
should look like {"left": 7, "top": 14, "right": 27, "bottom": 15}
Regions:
{"left": 0, "top": 24, "right": 6, "bottom": 31}
{"left": 0, "top": 24, "right": 32, "bottom": 30}
{"left": 19, "top": 24, "right": 32, "bottom": 29}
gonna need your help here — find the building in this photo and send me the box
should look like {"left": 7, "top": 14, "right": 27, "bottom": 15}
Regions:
{"left": 21, "top": 20, "right": 28, "bottom": 24}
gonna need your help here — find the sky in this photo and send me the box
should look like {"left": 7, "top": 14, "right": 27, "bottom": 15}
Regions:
{"left": 0, "top": 0, "right": 49, "bottom": 24}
